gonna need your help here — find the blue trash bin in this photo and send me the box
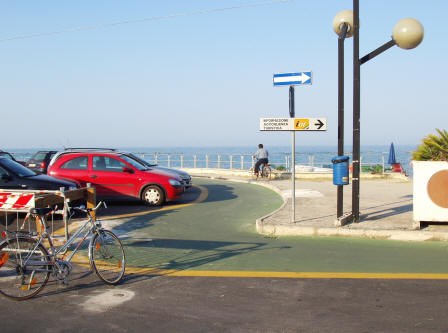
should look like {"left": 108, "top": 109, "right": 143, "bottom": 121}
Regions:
{"left": 332, "top": 156, "right": 349, "bottom": 185}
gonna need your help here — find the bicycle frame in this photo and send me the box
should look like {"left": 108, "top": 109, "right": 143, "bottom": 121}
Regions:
{"left": 51, "top": 216, "right": 99, "bottom": 262}
{"left": 2, "top": 213, "right": 100, "bottom": 271}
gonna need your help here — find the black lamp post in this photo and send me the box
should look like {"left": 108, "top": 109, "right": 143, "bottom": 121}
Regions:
{"left": 333, "top": 10, "right": 354, "bottom": 219}
{"left": 333, "top": 1, "right": 424, "bottom": 224}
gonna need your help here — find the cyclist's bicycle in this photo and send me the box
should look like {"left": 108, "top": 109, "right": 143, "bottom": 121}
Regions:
{"left": 0, "top": 201, "right": 126, "bottom": 300}
{"left": 252, "top": 158, "right": 272, "bottom": 180}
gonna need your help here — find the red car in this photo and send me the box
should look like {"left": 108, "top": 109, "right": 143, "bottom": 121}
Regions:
{"left": 48, "top": 152, "right": 184, "bottom": 205}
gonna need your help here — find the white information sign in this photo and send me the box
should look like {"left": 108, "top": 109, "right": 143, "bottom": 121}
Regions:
{"left": 259, "top": 118, "right": 291, "bottom": 131}
{"left": 260, "top": 118, "right": 327, "bottom": 131}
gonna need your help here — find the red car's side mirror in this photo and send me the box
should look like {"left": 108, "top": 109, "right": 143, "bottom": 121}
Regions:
{"left": 122, "top": 167, "right": 134, "bottom": 174}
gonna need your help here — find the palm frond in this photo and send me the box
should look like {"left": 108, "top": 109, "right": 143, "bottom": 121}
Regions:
{"left": 413, "top": 129, "right": 448, "bottom": 161}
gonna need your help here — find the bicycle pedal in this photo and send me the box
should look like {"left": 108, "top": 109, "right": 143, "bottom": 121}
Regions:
{"left": 57, "top": 279, "right": 69, "bottom": 287}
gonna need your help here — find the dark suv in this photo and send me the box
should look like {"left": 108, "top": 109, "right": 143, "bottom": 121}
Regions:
{"left": 26, "top": 151, "right": 58, "bottom": 174}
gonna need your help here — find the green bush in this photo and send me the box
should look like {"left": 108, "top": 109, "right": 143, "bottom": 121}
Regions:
{"left": 275, "top": 165, "right": 286, "bottom": 171}
{"left": 412, "top": 129, "right": 448, "bottom": 161}
{"left": 361, "top": 164, "right": 383, "bottom": 173}
{"left": 361, "top": 165, "right": 372, "bottom": 173}
{"left": 371, "top": 164, "right": 383, "bottom": 173}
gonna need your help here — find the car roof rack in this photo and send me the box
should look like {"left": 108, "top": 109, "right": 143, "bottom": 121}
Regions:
{"left": 64, "top": 148, "right": 117, "bottom": 152}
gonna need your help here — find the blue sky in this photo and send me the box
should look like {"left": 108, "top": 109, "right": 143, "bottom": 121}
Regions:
{"left": 1, "top": 0, "right": 446, "bottom": 149}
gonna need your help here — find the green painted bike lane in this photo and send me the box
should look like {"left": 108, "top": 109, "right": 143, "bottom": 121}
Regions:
{"left": 111, "top": 178, "right": 448, "bottom": 275}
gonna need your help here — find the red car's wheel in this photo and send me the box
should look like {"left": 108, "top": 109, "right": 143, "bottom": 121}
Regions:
{"left": 142, "top": 186, "right": 165, "bottom": 206}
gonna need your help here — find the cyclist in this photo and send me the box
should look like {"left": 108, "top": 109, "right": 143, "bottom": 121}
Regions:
{"left": 252, "top": 144, "right": 269, "bottom": 177}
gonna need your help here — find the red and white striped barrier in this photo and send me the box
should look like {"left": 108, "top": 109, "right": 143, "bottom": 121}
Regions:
{"left": 0, "top": 192, "right": 35, "bottom": 212}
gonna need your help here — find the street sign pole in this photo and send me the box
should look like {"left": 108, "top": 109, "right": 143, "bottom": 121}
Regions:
{"left": 353, "top": 0, "right": 361, "bottom": 222}
{"left": 292, "top": 131, "right": 295, "bottom": 222}
{"left": 270, "top": 71, "right": 314, "bottom": 224}
{"left": 289, "top": 86, "right": 295, "bottom": 222}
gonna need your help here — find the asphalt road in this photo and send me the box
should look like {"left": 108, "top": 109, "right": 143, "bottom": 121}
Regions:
{"left": 2, "top": 270, "right": 448, "bottom": 333}
{"left": 2, "top": 177, "right": 448, "bottom": 332}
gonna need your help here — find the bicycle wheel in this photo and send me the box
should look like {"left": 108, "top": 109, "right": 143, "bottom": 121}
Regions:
{"left": 0, "top": 237, "right": 50, "bottom": 300}
{"left": 90, "top": 230, "right": 125, "bottom": 285}
{"left": 261, "top": 165, "right": 271, "bottom": 180}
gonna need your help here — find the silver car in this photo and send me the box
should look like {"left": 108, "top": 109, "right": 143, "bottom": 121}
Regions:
{"left": 127, "top": 153, "right": 192, "bottom": 189}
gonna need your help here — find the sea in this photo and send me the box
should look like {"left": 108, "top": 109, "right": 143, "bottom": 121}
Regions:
{"left": 9, "top": 144, "right": 416, "bottom": 176}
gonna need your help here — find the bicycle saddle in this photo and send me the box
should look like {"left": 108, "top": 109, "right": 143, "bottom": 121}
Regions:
{"left": 29, "top": 207, "right": 53, "bottom": 216}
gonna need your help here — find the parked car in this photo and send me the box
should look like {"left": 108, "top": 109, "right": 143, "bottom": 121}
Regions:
{"left": 0, "top": 150, "right": 27, "bottom": 166}
{"left": 50, "top": 148, "right": 192, "bottom": 189}
{"left": 126, "top": 153, "right": 192, "bottom": 189}
{"left": 47, "top": 151, "right": 184, "bottom": 206}
{"left": 0, "top": 158, "right": 78, "bottom": 191}
{"left": 26, "top": 150, "right": 58, "bottom": 174}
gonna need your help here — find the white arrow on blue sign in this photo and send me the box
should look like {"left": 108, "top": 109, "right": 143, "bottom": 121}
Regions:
{"left": 273, "top": 72, "right": 312, "bottom": 86}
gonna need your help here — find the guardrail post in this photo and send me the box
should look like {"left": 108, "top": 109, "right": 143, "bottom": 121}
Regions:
{"left": 154, "top": 153, "right": 158, "bottom": 165}
{"left": 230, "top": 155, "right": 233, "bottom": 170}
{"left": 167, "top": 155, "right": 171, "bottom": 168}
{"left": 241, "top": 156, "right": 244, "bottom": 170}
{"left": 206, "top": 154, "right": 209, "bottom": 169}
{"left": 285, "top": 156, "right": 289, "bottom": 170}
{"left": 181, "top": 155, "right": 184, "bottom": 168}
{"left": 218, "top": 155, "right": 221, "bottom": 169}
{"left": 60, "top": 187, "right": 69, "bottom": 242}
{"left": 194, "top": 155, "right": 197, "bottom": 168}
{"left": 87, "top": 183, "right": 97, "bottom": 221}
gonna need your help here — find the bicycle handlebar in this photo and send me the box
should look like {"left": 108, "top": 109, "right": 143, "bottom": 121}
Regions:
{"left": 73, "top": 201, "right": 107, "bottom": 214}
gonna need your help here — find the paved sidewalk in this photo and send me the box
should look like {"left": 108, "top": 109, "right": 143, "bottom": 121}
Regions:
{"left": 190, "top": 171, "right": 448, "bottom": 242}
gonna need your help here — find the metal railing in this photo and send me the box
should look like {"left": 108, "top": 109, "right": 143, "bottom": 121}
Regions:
{"left": 130, "top": 152, "right": 410, "bottom": 174}
{"left": 10, "top": 150, "right": 411, "bottom": 174}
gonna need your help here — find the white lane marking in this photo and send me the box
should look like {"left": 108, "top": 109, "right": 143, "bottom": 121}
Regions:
{"left": 81, "top": 289, "right": 135, "bottom": 313}
{"left": 282, "top": 189, "right": 324, "bottom": 198}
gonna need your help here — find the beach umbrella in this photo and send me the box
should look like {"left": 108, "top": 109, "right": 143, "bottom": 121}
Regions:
{"left": 388, "top": 143, "right": 397, "bottom": 164}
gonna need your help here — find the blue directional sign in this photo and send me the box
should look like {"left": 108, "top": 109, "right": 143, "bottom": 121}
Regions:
{"left": 273, "top": 72, "right": 312, "bottom": 86}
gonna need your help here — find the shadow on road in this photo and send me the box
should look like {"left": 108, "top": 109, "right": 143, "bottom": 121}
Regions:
{"left": 361, "top": 204, "right": 412, "bottom": 221}
{"left": 32, "top": 237, "right": 289, "bottom": 300}
{"left": 294, "top": 199, "right": 412, "bottom": 225}
{"left": 199, "top": 184, "right": 237, "bottom": 203}
{"left": 126, "top": 238, "right": 266, "bottom": 271}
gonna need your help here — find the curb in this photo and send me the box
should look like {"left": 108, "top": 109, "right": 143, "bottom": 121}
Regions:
{"left": 255, "top": 220, "right": 448, "bottom": 242}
